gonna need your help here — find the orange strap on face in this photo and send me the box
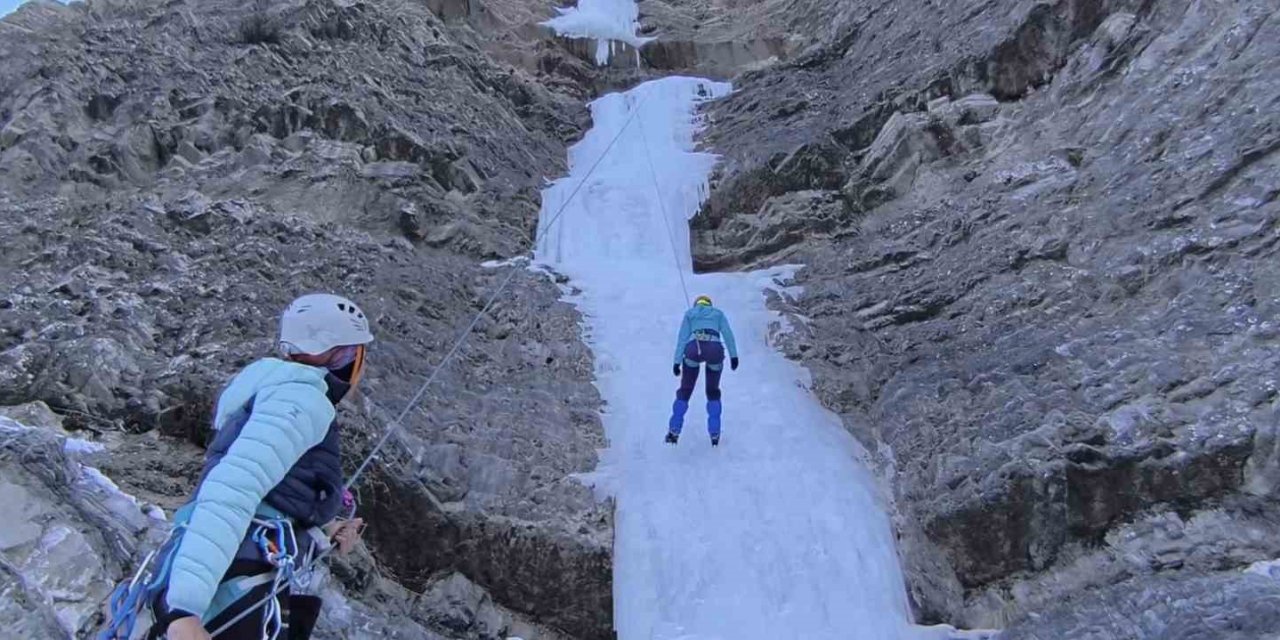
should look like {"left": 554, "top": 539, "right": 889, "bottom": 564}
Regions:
{"left": 348, "top": 344, "right": 367, "bottom": 389}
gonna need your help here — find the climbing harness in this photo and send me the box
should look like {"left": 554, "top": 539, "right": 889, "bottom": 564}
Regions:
{"left": 98, "top": 548, "right": 161, "bottom": 640}
{"left": 203, "top": 90, "right": 659, "bottom": 640}
{"left": 98, "top": 518, "right": 189, "bottom": 640}
{"left": 98, "top": 513, "right": 311, "bottom": 640}
{"left": 251, "top": 518, "right": 299, "bottom": 582}
{"left": 247, "top": 518, "right": 300, "bottom": 640}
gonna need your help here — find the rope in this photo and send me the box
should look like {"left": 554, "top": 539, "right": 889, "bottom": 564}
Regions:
{"left": 636, "top": 115, "right": 693, "bottom": 305}
{"left": 345, "top": 92, "right": 648, "bottom": 493}
{"left": 208, "top": 92, "right": 652, "bottom": 639}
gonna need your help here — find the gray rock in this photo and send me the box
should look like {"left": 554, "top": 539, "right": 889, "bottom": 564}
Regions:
{"left": 0, "top": 0, "right": 612, "bottom": 636}
{"left": 0, "top": 415, "right": 474, "bottom": 640}
{"left": 0, "top": 401, "right": 66, "bottom": 432}
{"left": 417, "top": 571, "right": 530, "bottom": 638}
{"left": 315, "top": 558, "right": 568, "bottom": 640}
{"left": 1244, "top": 407, "right": 1280, "bottom": 496}
{"left": 999, "top": 572, "right": 1280, "bottom": 640}
{"left": 634, "top": 0, "right": 859, "bottom": 78}
{"left": 693, "top": 190, "right": 847, "bottom": 270}
{"left": 929, "top": 94, "right": 1001, "bottom": 128}
{"left": 845, "top": 112, "right": 948, "bottom": 210}
{"left": 0, "top": 417, "right": 165, "bottom": 638}
{"left": 316, "top": 586, "right": 451, "bottom": 640}
{"left": 691, "top": 0, "right": 1280, "bottom": 632}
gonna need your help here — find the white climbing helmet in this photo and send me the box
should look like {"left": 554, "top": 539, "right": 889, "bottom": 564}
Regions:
{"left": 278, "top": 293, "right": 374, "bottom": 356}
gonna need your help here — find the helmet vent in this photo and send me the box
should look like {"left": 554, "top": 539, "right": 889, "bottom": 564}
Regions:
{"left": 281, "top": 294, "right": 373, "bottom": 352}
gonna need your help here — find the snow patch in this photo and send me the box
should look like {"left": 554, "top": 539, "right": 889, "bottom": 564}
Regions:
{"left": 1247, "top": 558, "right": 1280, "bottom": 580}
{"left": 82, "top": 465, "right": 125, "bottom": 495}
{"left": 2, "top": 415, "right": 161, "bottom": 528}
{"left": 64, "top": 437, "right": 105, "bottom": 456}
{"left": 1099, "top": 399, "right": 1156, "bottom": 442}
{"left": 914, "top": 627, "right": 1002, "bottom": 640}
{"left": 542, "top": 0, "right": 653, "bottom": 65}
{"left": 481, "top": 256, "right": 530, "bottom": 269}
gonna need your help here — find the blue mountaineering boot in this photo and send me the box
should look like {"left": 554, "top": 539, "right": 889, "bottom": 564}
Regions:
{"left": 707, "top": 400, "right": 722, "bottom": 446}
{"left": 667, "top": 398, "right": 689, "bottom": 444}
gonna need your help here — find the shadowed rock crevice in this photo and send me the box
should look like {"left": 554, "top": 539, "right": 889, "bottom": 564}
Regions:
{"left": 351, "top": 423, "right": 613, "bottom": 640}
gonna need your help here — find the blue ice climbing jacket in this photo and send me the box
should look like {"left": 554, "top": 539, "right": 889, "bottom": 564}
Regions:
{"left": 163, "top": 358, "right": 337, "bottom": 620}
{"left": 673, "top": 305, "right": 738, "bottom": 364}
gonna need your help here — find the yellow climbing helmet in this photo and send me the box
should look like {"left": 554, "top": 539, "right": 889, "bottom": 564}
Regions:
{"left": 694, "top": 295, "right": 713, "bottom": 307}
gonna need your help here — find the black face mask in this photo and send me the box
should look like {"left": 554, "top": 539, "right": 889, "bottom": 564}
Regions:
{"left": 324, "top": 372, "right": 352, "bottom": 405}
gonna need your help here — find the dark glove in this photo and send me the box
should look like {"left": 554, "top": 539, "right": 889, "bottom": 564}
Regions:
{"left": 730, "top": 357, "right": 739, "bottom": 371}
{"left": 673, "top": 363, "right": 681, "bottom": 377}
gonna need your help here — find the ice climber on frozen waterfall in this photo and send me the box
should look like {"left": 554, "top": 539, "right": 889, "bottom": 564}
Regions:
{"left": 667, "top": 294, "right": 739, "bottom": 446}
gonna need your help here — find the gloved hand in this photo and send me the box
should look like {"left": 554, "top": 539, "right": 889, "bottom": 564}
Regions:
{"left": 673, "top": 364, "right": 681, "bottom": 377}
{"left": 730, "top": 357, "right": 739, "bottom": 371}
{"left": 326, "top": 517, "right": 365, "bottom": 556}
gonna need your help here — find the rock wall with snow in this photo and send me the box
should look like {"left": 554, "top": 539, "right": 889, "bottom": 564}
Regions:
{"left": 0, "top": 0, "right": 618, "bottom": 637}
{"left": 675, "top": 0, "right": 1280, "bottom": 635}
{"left": 0, "top": 411, "right": 166, "bottom": 639}
{"left": 6, "top": 0, "right": 1280, "bottom": 637}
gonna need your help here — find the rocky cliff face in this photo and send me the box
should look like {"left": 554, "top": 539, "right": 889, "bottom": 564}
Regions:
{"left": 633, "top": 0, "right": 845, "bottom": 77}
{"left": 0, "top": 408, "right": 573, "bottom": 639}
{"left": 7, "top": 0, "right": 1280, "bottom": 637}
{"left": 0, "top": 0, "right": 616, "bottom": 638}
{"left": 683, "top": 0, "right": 1280, "bottom": 634}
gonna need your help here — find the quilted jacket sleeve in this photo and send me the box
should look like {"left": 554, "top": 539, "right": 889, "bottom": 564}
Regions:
{"left": 164, "top": 379, "right": 335, "bottom": 619}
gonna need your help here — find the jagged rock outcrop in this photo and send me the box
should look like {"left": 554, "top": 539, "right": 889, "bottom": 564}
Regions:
{"left": 690, "top": 0, "right": 1280, "bottom": 633}
{"left": 1, "top": 0, "right": 587, "bottom": 257}
{"left": 543, "top": 0, "right": 837, "bottom": 82}
{"left": 0, "top": 412, "right": 166, "bottom": 639}
{"left": 633, "top": 0, "right": 849, "bottom": 78}
{"left": 999, "top": 572, "right": 1280, "bottom": 640}
{"left": 0, "top": 410, "right": 570, "bottom": 639}
{"left": 0, "top": 0, "right": 613, "bottom": 637}
{"left": 9, "top": 0, "right": 1278, "bottom": 635}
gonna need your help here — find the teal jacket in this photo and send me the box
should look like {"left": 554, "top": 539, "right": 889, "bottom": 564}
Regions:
{"left": 673, "top": 305, "right": 738, "bottom": 364}
{"left": 165, "top": 358, "right": 336, "bottom": 620}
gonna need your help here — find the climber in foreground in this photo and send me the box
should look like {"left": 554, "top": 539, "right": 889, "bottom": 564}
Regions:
{"left": 667, "top": 294, "right": 739, "bottom": 446}
{"left": 101, "top": 294, "right": 372, "bottom": 640}
{"left": 158, "top": 293, "right": 371, "bottom": 640}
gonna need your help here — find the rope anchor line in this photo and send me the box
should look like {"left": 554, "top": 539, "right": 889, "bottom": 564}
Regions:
{"left": 636, "top": 114, "right": 694, "bottom": 305}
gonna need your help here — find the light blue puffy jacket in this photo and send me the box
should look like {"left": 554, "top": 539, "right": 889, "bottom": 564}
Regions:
{"left": 673, "top": 305, "right": 739, "bottom": 364}
{"left": 164, "top": 358, "right": 336, "bottom": 619}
